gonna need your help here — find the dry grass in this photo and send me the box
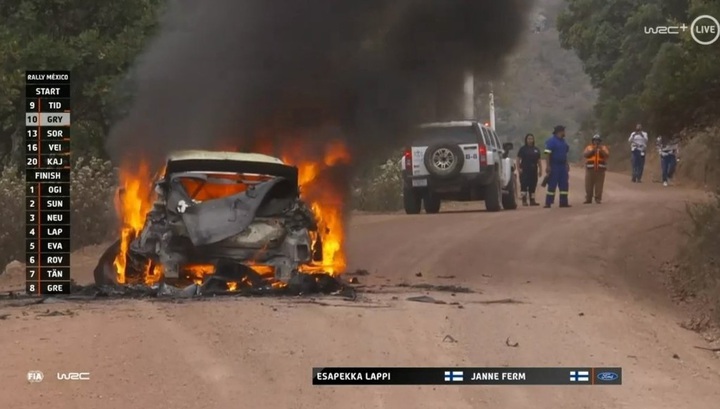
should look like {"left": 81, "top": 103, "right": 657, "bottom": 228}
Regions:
{"left": 665, "top": 126, "right": 720, "bottom": 329}
{"left": 676, "top": 126, "right": 720, "bottom": 189}
{"left": 606, "top": 125, "right": 720, "bottom": 187}
{"left": 1, "top": 153, "right": 403, "bottom": 267}
{"left": 603, "top": 126, "right": 720, "bottom": 330}
{"left": 0, "top": 158, "right": 117, "bottom": 266}
{"left": 351, "top": 158, "right": 403, "bottom": 212}
{"left": 671, "top": 192, "right": 720, "bottom": 328}
{"left": 0, "top": 166, "right": 25, "bottom": 265}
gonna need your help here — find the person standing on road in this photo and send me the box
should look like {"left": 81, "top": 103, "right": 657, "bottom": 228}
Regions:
{"left": 655, "top": 135, "right": 664, "bottom": 181}
{"left": 628, "top": 123, "right": 648, "bottom": 183}
{"left": 583, "top": 134, "right": 610, "bottom": 204}
{"left": 658, "top": 134, "right": 681, "bottom": 187}
{"left": 543, "top": 125, "right": 571, "bottom": 208}
{"left": 516, "top": 133, "right": 542, "bottom": 206}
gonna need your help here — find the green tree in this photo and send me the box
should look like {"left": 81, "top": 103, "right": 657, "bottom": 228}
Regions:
{"left": 557, "top": 0, "right": 720, "bottom": 139}
{"left": 641, "top": 0, "right": 720, "bottom": 135}
{"left": 557, "top": 0, "right": 642, "bottom": 90}
{"left": 0, "top": 0, "right": 163, "bottom": 161}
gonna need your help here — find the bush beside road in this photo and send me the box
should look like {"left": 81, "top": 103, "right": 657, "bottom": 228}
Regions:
{"left": 2, "top": 169, "right": 719, "bottom": 409}
{"left": 0, "top": 158, "right": 117, "bottom": 267}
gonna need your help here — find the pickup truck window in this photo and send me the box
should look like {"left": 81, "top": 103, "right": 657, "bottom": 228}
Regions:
{"left": 413, "top": 126, "right": 479, "bottom": 145}
{"left": 489, "top": 129, "right": 501, "bottom": 149}
{"left": 479, "top": 126, "right": 492, "bottom": 146}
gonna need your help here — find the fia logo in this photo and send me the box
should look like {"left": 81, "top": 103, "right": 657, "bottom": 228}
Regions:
{"left": 27, "top": 370, "right": 44, "bottom": 383}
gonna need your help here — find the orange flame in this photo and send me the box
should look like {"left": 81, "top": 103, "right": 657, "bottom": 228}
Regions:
{"left": 179, "top": 264, "right": 214, "bottom": 285}
{"left": 113, "top": 161, "right": 157, "bottom": 284}
{"left": 145, "top": 264, "right": 163, "bottom": 285}
{"left": 113, "top": 138, "right": 351, "bottom": 285}
{"left": 182, "top": 263, "right": 280, "bottom": 289}
{"left": 281, "top": 139, "right": 350, "bottom": 275}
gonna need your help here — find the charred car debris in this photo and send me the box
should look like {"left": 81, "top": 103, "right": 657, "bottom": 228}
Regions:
{"left": 93, "top": 150, "right": 348, "bottom": 297}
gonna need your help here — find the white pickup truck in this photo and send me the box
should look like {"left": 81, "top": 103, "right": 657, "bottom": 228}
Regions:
{"left": 400, "top": 121, "right": 517, "bottom": 214}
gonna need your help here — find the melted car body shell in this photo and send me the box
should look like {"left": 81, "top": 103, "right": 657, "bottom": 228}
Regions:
{"left": 170, "top": 177, "right": 290, "bottom": 247}
{"left": 218, "top": 219, "right": 285, "bottom": 249}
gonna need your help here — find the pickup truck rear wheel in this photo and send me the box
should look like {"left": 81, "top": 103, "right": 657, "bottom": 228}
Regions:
{"left": 484, "top": 173, "right": 503, "bottom": 212}
{"left": 502, "top": 175, "right": 518, "bottom": 210}
{"left": 423, "top": 192, "right": 441, "bottom": 214}
{"left": 403, "top": 187, "right": 422, "bottom": 214}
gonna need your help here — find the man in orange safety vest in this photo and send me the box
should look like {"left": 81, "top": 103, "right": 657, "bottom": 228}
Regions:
{"left": 583, "top": 134, "right": 610, "bottom": 204}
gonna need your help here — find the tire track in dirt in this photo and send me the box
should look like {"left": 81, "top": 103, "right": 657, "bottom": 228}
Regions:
{"left": 1, "top": 169, "right": 719, "bottom": 409}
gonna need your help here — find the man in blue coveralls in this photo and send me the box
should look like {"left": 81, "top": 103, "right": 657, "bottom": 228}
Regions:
{"left": 543, "top": 125, "right": 571, "bottom": 208}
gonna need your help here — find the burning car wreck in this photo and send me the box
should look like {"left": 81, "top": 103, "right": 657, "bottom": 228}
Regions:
{"left": 95, "top": 150, "right": 336, "bottom": 293}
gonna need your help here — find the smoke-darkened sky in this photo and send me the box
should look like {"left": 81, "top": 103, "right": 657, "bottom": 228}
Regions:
{"left": 106, "top": 0, "right": 532, "bottom": 166}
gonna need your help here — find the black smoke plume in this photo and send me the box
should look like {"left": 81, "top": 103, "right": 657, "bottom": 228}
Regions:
{"left": 107, "top": 0, "right": 532, "bottom": 167}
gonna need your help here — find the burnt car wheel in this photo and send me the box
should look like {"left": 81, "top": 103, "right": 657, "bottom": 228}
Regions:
{"left": 94, "top": 240, "right": 122, "bottom": 285}
{"left": 93, "top": 239, "right": 153, "bottom": 286}
{"left": 423, "top": 143, "right": 464, "bottom": 179}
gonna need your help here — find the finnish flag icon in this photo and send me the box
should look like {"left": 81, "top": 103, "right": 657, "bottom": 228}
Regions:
{"left": 570, "top": 370, "right": 590, "bottom": 382}
{"left": 444, "top": 371, "right": 464, "bottom": 382}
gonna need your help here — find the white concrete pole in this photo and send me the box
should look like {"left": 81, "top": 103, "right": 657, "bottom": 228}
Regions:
{"left": 489, "top": 82, "right": 496, "bottom": 131}
{"left": 463, "top": 71, "right": 475, "bottom": 120}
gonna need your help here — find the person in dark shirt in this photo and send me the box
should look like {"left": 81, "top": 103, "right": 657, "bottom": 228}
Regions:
{"left": 516, "top": 133, "right": 542, "bottom": 206}
{"left": 657, "top": 134, "right": 681, "bottom": 186}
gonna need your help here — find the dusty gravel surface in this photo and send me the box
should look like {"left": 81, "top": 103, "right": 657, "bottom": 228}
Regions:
{"left": 1, "top": 170, "right": 719, "bottom": 409}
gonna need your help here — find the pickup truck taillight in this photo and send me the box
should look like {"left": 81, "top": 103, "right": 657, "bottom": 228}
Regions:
{"left": 403, "top": 148, "right": 412, "bottom": 171}
{"left": 478, "top": 144, "right": 488, "bottom": 166}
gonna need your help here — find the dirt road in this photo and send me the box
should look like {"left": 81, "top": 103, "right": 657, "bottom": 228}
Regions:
{"left": 2, "top": 170, "right": 719, "bottom": 409}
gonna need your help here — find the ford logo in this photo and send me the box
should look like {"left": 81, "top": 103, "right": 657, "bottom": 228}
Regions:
{"left": 597, "top": 372, "right": 619, "bottom": 381}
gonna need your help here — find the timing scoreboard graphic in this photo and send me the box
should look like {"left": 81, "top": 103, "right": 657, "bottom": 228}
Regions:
{"left": 313, "top": 367, "right": 622, "bottom": 385}
{"left": 25, "top": 70, "right": 72, "bottom": 295}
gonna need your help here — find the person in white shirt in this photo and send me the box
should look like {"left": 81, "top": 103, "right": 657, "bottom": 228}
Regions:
{"left": 628, "top": 123, "right": 648, "bottom": 183}
{"left": 657, "top": 135, "right": 681, "bottom": 186}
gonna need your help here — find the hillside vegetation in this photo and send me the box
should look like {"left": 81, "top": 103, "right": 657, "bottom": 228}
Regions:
{"left": 0, "top": 1, "right": 599, "bottom": 261}
{"left": 354, "top": 0, "right": 598, "bottom": 210}
{"left": 494, "top": 0, "right": 596, "bottom": 144}
{"left": 557, "top": 0, "right": 720, "bottom": 329}
{"left": 557, "top": 0, "right": 720, "bottom": 167}
{"left": 1, "top": 0, "right": 717, "bottom": 306}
